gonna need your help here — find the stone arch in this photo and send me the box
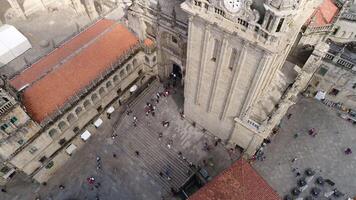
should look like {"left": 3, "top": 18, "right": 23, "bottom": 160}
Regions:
{"left": 113, "top": 75, "right": 119, "bottom": 82}
{"left": 91, "top": 93, "right": 99, "bottom": 102}
{"left": 106, "top": 81, "right": 112, "bottom": 88}
{"left": 83, "top": 99, "right": 91, "bottom": 109}
{"left": 58, "top": 121, "right": 68, "bottom": 131}
{"left": 120, "top": 69, "right": 125, "bottom": 78}
{"left": 48, "top": 128, "right": 58, "bottom": 137}
{"left": 67, "top": 113, "right": 76, "bottom": 124}
{"left": 126, "top": 64, "right": 132, "bottom": 72}
{"left": 75, "top": 106, "right": 83, "bottom": 115}
{"left": 133, "top": 59, "right": 138, "bottom": 68}
{"left": 98, "top": 87, "right": 105, "bottom": 96}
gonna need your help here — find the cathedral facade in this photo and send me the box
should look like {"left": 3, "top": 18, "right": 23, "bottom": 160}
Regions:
{"left": 181, "top": 0, "right": 322, "bottom": 154}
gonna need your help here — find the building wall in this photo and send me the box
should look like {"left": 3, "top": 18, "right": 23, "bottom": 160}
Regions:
{"left": 1, "top": 47, "right": 156, "bottom": 182}
{"left": 310, "top": 60, "right": 356, "bottom": 109}
{"left": 181, "top": 0, "right": 322, "bottom": 155}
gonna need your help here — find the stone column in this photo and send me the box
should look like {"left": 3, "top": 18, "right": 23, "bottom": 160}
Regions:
{"left": 84, "top": 0, "right": 99, "bottom": 20}
{"left": 220, "top": 42, "right": 248, "bottom": 120}
{"left": 7, "top": 0, "right": 26, "bottom": 19}
{"left": 240, "top": 52, "right": 272, "bottom": 120}
{"left": 207, "top": 34, "right": 228, "bottom": 112}
{"left": 195, "top": 22, "right": 211, "bottom": 105}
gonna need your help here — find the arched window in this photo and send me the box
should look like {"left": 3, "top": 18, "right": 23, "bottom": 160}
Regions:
{"left": 91, "top": 93, "right": 98, "bottom": 102}
{"left": 106, "top": 81, "right": 112, "bottom": 88}
{"left": 83, "top": 100, "right": 91, "bottom": 109}
{"left": 133, "top": 59, "right": 138, "bottom": 68}
{"left": 120, "top": 70, "right": 125, "bottom": 78}
{"left": 58, "top": 121, "right": 68, "bottom": 131}
{"left": 67, "top": 113, "right": 76, "bottom": 124}
{"left": 126, "top": 64, "right": 132, "bottom": 72}
{"left": 152, "top": 56, "right": 156, "bottom": 63}
{"left": 75, "top": 107, "right": 83, "bottom": 115}
{"left": 145, "top": 56, "right": 150, "bottom": 64}
{"left": 48, "top": 129, "right": 58, "bottom": 137}
{"left": 99, "top": 87, "right": 105, "bottom": 96}
{"left": 113, "top": 75, "right": 119, "bottom": 82}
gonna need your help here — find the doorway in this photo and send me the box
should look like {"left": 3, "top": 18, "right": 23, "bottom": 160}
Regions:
{"left": 172, "top": 63, "right": 182, "bottom": 79}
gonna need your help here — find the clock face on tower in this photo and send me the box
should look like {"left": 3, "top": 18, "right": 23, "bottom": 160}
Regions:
{"left": 223, "top": 0, "right": 243, "bottom": 13}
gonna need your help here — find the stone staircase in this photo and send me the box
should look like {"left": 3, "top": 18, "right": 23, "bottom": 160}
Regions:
{"left": 113, "top": 83, "right": 193, "bottom": 195}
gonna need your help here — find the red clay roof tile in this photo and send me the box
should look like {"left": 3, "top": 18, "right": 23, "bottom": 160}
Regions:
{"left": 189, "top": 159, "right": 280, "bottom": 200}
{"left": 11, "top": 19, "right": 140, "bottom": 123}
{"left": 309, "top": 0, "right": 339, "bottom": 27}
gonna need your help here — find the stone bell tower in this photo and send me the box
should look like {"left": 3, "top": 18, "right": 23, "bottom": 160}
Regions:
{"left": 181, "top": 0, "right": 321, "bottom": 155}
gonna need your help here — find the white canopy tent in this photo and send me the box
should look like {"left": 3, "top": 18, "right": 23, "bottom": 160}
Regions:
{"left": 65, "top": 144, "right": 77, "bottom": 155}
{"left": 93, "top": 118, "right": 103, "bottom": 128}
{"left": 0, "top": 24, "right": 31, "bottom": 67}
{"left": 80, "top": 130, "right": 92, "bottom": 141}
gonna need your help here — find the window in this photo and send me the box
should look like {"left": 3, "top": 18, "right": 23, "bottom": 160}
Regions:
{"left": 0, "top": 166, "right": 10, "bottom": 174}
{"left": 266, "top": 15, "right": 273, "bottom": 30}
{"left": 83, "top": 100, "right": 91, "bottom": 109}
{"left": 45, "top": 161, "right": 54, "bottom": 169}
{"left": 99, "top": 88, "right": 105, "bottom": 96}
{"left": 318, "top": 67, "right": 328, "bottom": 76}
{"left": 211, "top": 39, "right": 221, "bottom": 62}
{"left": 58, "top": 138, "right": 66, "bottom": 145}
{"left": 106, "top": 81, "right": 112, "bottom": 88}
{"left": 75, "top": 107, "right": 83, "bottom": 115}
{"left": 145, "top": 56, "right": 150, "bottom": 63}
{"left": 204, "top": 3, "right": 209, "bottom": 9}
{"left": 17, "top": 139, "right": 24, "bottom": 145}
{"left": 228, "top": 49, "right": 237, "bottom": 71}
{"left": 152, "top": 56, "right": 156, "bottom": 63}
{"left": 113, "top": 75, "right": 119, "bottom": 82}
{"left": 329, "top": 88, "right": 340, "bottom": 96}
{"left": 48, "top": 129, "right": 58, "bottom": 137}
{"left": 67, "top": 113, "right": 76, "bottom": 124}
{"left": 91, "top": 93, "right": 99, "bottom": 102}
{"left": 352, "top": 83, "right": 356, "bottom": 89}
{"left": 10, "top": 117, "right": 18, "bottom": 124}
{"left": 1, "top": 124, "right": 9, "bottom": 131}
{"left": 126, "top": 64, "right": 132, "bottom": 72}
{"left": 39, "top": 156, "right": 47, "bottom": 163}
{"left": 58, "top": 121, "right": 68, "bottom": 131}
{"left": 133, "top": 59, "right": 138, "bottom": 68}
{"left": 29, "top": 146, "right": 38, "bottom": 154}
{"left": 276, "top": 18, "right": 284, "bottom": 32}
{"left": 171, "top": 36, "right": 178, "bottom": 44}
{"left": 120, "top": 70, "right": 125, "bottom": 77}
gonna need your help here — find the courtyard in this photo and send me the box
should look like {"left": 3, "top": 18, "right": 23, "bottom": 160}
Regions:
{"left": 0, "top": 80, "right": 237, "bottom": 200}
{"left": 253, "top": 97, "right": 356, "bottom": 199}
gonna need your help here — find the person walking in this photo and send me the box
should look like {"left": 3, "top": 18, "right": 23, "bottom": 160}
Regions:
{"left": 135, "top": 151, "right": 140, "bottom": 156}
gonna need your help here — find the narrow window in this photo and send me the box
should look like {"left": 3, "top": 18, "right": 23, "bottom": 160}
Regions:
{"left": 329, "top": 88, "right": 340, "bottom": 96}
{"left": 171, "top": 36, "right": 178, "bottom": 44}
{"left": 228, "top": 49, "right": 237, "bottom": 71}
{"left": 266, "top": 15, "right": 273, "bottom": 30}
{"left": 29, "top": 146, "right": 38, "bottom": 154}
{"left": 276, "top": 18, "right": 284, "bottom": 32}
{"left": 212, "top": 39, "right": 221, "bottom": 62}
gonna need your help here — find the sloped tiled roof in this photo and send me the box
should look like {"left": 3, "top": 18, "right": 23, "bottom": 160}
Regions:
{"left": 10, "top": 19, "right": 141, "bottom": 123}
{"left": 190, "top": 159, "right": 280, "bottom": 200}
{"left": 308, "top": 0, "right": 339, "bottom": 27}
